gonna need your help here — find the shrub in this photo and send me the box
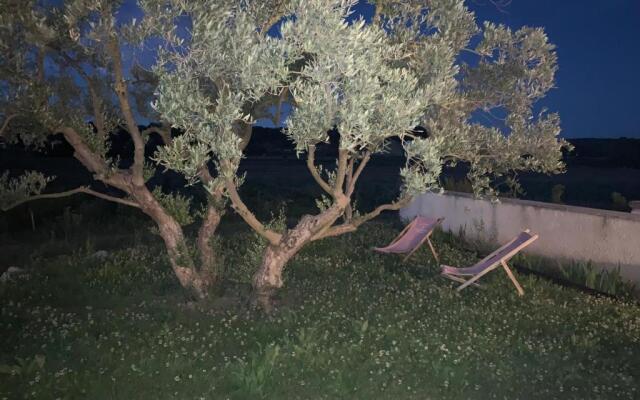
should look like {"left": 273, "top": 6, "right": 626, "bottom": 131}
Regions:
{"left": 551, "top": 184, "right": 565, "bottom": 204}
{"left": 611, "top": 191, "right": 629, "bottom": 211}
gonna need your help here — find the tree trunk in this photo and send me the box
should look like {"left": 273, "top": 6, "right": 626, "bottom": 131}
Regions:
{"left": 251, "top": 199, "right": 348, "bottom": 311}
{"left": 196, "top": 202, "right": 223, "bottom": 282}
{"left": 130, "top": 185, "right": 216, "bottom": 300}
{"left": 251, "top": 232, "right": 306, "bottom": 312}
{"left": 57, "top": 127, "right": 222, "bottom": 299}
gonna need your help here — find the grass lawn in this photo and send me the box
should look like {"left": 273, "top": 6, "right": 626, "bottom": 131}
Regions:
{"left": 1, "top": 219, "right": 639, "bottom": 399}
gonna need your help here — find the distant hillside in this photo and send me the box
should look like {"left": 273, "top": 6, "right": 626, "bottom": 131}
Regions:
{"left": 2, "top": 125, "right": 639, "bottom": 169}
{"left": 566, "top": 138, "right": 640, "bottom": 169}
{"left": 2, "top": 128, "right": 639, "bottom": 213}
{"left": 246, "top": 131, "right": 640, "bottom": 169}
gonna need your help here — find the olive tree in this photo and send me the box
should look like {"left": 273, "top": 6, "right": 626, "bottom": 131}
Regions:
{"left": 0, "top": 0, "right": 290, "bottom": 299}
{"left": 154, "top": 0, "right": 568, "bottom": 309}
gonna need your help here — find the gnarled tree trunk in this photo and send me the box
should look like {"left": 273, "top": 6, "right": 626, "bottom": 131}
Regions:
{"left": 196, "top": 200, "right": 223, "bottom": 283}
{"left": 251, "top": 198, "right": 348, "bottom": 311}
{"left": 63, "top": 124, "right": 225, "bottom": 300}
{"left": 130, "top": 184, "right": 221, "bottom": 300}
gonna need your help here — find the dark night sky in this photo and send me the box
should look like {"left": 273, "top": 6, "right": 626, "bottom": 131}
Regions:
{"left": 119, "top": 1, "right": 640, "bottom": 139}
{"left": 464, "top": 1, "right": 640, "bottom": 139}
{"left": 351, "top": 1, "right": 640, "bottom": 139}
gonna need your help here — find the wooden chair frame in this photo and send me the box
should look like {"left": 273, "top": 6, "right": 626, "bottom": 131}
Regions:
{"left": 441, "top": 230, "right": 538, "bottom": 296}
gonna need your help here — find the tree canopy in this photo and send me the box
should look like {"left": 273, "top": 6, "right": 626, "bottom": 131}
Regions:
{"left": 0, "top": 0, "right": 568, "bottom": 307}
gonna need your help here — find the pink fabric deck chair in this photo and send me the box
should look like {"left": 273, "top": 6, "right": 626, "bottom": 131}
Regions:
{"left": 441, "top": 230, "right": 539, "bottom": 296}
{"left": 374, "top": 216, "right": 444, "bottom": 263}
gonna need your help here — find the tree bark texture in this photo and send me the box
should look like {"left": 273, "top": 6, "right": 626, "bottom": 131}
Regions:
{"left": 251, "top": 198, "right": 348, "bottom": 311}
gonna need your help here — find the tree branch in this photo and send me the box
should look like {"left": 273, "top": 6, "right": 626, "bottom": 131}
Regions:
{"left": 0, "top": 114, "right": 18, "bottom": 137}
{"left": 344, "top": 157, "right": 355, "bottom": 221}
{"left": 272, "top": 87, "right": 288, "bottom": 126}
{"left": 2, "top": 186, "right": 140, "bottom": 212}
{"left": 224, "top": 177, "right": 282, "bottom": 245}
{"left": 107, "top": 37, "right": 146, "bottom": 186}
{"left": 58, "top": 126, "right": 131, "bottom": 193}
{"left": 142, "top": 123, "right": 173, "bottom": 146}
{"left": 355, "top": 197, "right": 412, "bottom": 225}
{"left": 236, "top": 121, "right": 253, "bottom": 152}
{"left": 259, "top": 1, "right": 288, "bottom": 37}
{"left": 346, "top": 151, "right": 371, "bottom": 197}
{"left": 345, "top": 157, "right": 355, "bottom": 187}
{"left": 312, "top": 196, "right": 412, "bottom": 241}
{"left": 54, "top": 51, "right": 107, "bottom": 138}
{"left": 37, "top": 47, "right": 45, "bottom": 83}
{"left": 312, "top": 222, "right": 357, "bottom": 240}
{"left": 87, "top": 78, "right": 106, "bottom": 137}
{"left": 334, "top": 149, "right": 349, "bottom": 195}
{"left": 306, "top": 145, "right": 334, "bottom": 196}
{"left": 58, "top": 127, "right": 109, "bottom": 177}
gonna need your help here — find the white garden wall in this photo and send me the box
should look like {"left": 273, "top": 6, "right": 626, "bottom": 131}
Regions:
{"left": 401, "top": 191, "right": 640, "bottom": 283}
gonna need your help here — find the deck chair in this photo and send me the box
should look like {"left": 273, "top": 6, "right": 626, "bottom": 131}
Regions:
{"left": 441, "top": 230, "right": 538, "bottom": 296}
{"left": 374, "top": 216, "right": 444, "bottom": 263}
